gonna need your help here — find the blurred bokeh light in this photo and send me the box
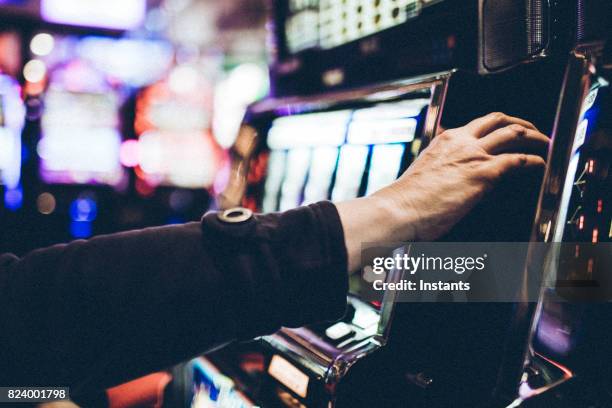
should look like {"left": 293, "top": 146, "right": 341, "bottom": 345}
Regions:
{"left": 0, "top": 0, "right": 269, "bottom": 251}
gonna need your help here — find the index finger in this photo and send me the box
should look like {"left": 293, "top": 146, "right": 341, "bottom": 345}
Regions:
{"left": 465, "top": 112, "right": 539, "bottom": 138}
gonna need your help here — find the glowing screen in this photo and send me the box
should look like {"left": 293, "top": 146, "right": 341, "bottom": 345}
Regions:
{"left": 263, "top": 150, "right": 288, "bottom": 213}
{"left": 41, "top": 0, "right": 146, "bottom": 30}
{"left": 0, "top": 75, "right": 25, "bottom": 189}
{"left": 302, "top": 146, "right": 339, "bottom": 205}
{"left": 365, "top": 144, "right": 405, "bottom": 195}
{"left": 39, "top": 90, "right": 123, "bottom": 185}
{"left": 331, "top": 144, "right": 369, "bottom": 201}
{"left": 261, "top": 99, "right": 428, "bottom": 212}
{"left": 284, "top": 0, "right": 437, "bottom": 53}
{"left": 279, "top": 148, "right": 312, "bottom": 211}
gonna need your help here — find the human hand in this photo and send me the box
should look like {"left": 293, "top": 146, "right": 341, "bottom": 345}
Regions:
{"left": 374, "top": 112, "right": 549, "bottom": 241}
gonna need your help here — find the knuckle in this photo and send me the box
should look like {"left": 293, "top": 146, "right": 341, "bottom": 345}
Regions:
{"left": 437, "top": 131, "right": 453, "bottom": 141}
{"left": 515, "top": 154, "right": 528, "bottom": 167}
{"left": 508, "top": 124, "right": 526, "bottom": 139}
{"left": 489, "top": 165, "right": 504, "bottom": 180}
{"left": 509, "top": 124, "right": 525, "bottom": 133}
{"left": 489, "top": 111, "right": 506, "bottom": 122}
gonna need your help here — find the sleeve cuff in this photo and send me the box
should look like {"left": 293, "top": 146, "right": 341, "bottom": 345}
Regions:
{"left": 200, "top": 201, "right": 349, "bottom": 338}
{"left": 271, "top": 201, "right": 349, "bottom": 328}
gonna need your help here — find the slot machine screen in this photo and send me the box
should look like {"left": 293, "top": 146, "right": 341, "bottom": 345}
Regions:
{"left": 365, "top": 144, "right": 406, "bottom": 196}
{"left": 331, "top": 144, "right": 369, "bottom": 202}
{"left": 302, "top": 146, "right": 339, "bottom": 205}
{"left": 36, "top": 35, "right": 174, "bottom": 187}
{"left": 38, "top": 89, "right": 123, "bottom": 185}
{"left": 41, "top": 0, "right": 146, "bottom": 30}
{"left": 258, "top": 96, "right": 430, "bottom": 306}
{"left": 192, "top": 358, "right": 256, "bottom": 408}
{"left": 279, "top": 148, "right": 312, "bottom": 211}
{"left": 262, "top": 150, "right": 287, "bottom": 213}
{"left": 0, "top": 74, "right": 25, "bottom": 189}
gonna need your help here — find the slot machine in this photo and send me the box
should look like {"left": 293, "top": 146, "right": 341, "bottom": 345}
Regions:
{"left": 29, "top": 35, "right": 128, "bottom": 244}
{"left": 173, "top": 1, "right": 611, "bottom": 407}
{"left": 0, "top": 30, "right": 26, "bottom": 250}
{"left": 21, "top": 31, "right": 185, "bottom": 247}
{"left": 493, "top": 24, "right": 612, "bottom": 408}
{"left": 131, "top": 64, "right": 222, "bottom": 228}
{"left": 0, "top": 70, "right": 26, "bottom": 212}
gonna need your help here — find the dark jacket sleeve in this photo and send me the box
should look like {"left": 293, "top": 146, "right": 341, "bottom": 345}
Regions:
{"left": 0, "top": 201, "right": 348, "bottom": 394}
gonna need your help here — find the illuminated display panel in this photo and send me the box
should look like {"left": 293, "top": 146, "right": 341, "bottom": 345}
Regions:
{"left": 279, "top": 148, "right": 312, "bottom": 211}
{"left": 134, "top": 67, "right": 219, "bottom": 189}
{"left": 75, "top": 37, "right": 173, "bottom": 88}
{"left": 262, "top": 150, "right": 288, "bottom": 213}
{"left": 41, "top": 0, "right": 146, "bottom": 30}
{"left": 365, "top": 144, "right": 405, "bottom": 196}
{"left": 36, "top": 35, "right": 173, "bottom": 187}
{"left": 302, "top": 146, "right": 339, "bottom": 204}
{"left": 347, "top": 99, "right": 425, "bottom": 144}
{"left": 263, "top": 110, "right": 350, "bottom": 211}
{"left": 284, "top": 0, "right": 443, "bottom": 53}
{"left": 262, "top": 99, "right": 427, "bottom": 212}
{"left": 285, "top": 0, "right": 319, "bottom": 54}
{"left": 193, "top": 358, "right": 255, "bottom": 408}
{"left": 39, "top": 89, "right": 123, "bottom": 185}
{"left": 138, "top": 131, "right": 220, "bottom": 189}
{"left": 267, "top": 110, "right": 350, "bottom": 149}
{"left": 0, "top": 75, "right": 25, "bottom": 189}
{"left": 268, "top": 355, "right": 309, "bottom": 398}
{"left": 319, "top": 0, "right": 420, "bottom": 49}
{"left": 330, "top": 144, "right": 369, "bottom": 201}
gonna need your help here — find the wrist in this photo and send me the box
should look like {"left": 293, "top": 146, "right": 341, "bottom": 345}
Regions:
{"left": 367, "top": 191, "right": 418, "bottom": 243}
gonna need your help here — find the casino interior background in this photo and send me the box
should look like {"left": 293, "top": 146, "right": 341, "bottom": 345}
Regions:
{"left": 0, "top": 0, "right": 270, "bottom": 255}
{"left": 1, "top": 1, "right": 612, "bottom": 408}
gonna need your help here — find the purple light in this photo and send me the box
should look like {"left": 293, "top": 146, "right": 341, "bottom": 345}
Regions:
{"left": 41, "top": 0, "right": 146, "bottom": 30}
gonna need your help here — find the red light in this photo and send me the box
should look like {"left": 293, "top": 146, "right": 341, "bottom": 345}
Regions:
{"left": 135, "top": 177, "right": 155, "bottom": 197}
{"left": 578, "top": 215, "right": 585, "bottom": 230}
{"left": 587, "top": 159, "right": 595, "bottom": 174}
{"left": 597, "top": 199, "right": 603, "bottom": 213}
{"left": 588, "top": 258, "right": 594, "bottom": 274}
{"left": 592, "top": 228, "right": 599, "bottom": 243}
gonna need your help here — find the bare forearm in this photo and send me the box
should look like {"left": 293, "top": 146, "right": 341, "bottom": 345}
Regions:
{"left": 336, "top": 195, "right": 418, "bottom": 271}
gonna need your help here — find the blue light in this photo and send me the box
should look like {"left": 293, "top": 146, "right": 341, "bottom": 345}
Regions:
{"left": 69, "top": 198, "right": 98, "bottom": 222}
{"left": 70, "top": 220, "right": 92, "bottom": 238}
{"left": 21, "top": 145, "right": 30, "bottom": 164}
{"left": 4, "top": 186, "right": 23, "bottom": 211}
{"left": 166, "top": 215, "right": 185, "bottom": 225}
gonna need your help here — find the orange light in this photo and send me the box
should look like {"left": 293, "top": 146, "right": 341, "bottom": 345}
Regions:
{"left": 587, "top": 159, "right": 595, "bottom": 174}
{"left": 578, "top": 215, "right": 585, "bottom": 230}
{"left": 592, "top": 228, "right": 599, "bottom": 243}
